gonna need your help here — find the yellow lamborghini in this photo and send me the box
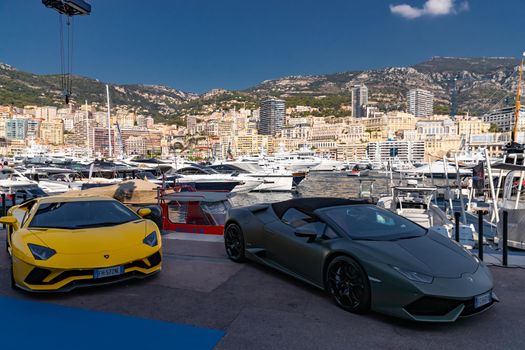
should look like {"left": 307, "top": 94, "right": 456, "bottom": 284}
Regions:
{"left": 1, "top": 196, "right": 162, "bottom": 292}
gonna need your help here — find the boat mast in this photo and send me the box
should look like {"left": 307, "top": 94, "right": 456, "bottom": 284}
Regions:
{"left": 106, "top": 84, "right": 112, "bottom": 158}
{"left": 512, "top": 53, "right": 524, "bottom": 143}
{"left": 85, "top": 100, "right": 90, "bottom": 156}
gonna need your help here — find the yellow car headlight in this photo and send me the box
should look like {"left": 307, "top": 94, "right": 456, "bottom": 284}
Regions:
{"left": 28, "top": 243, "right": 56, "bottom": 261}
{"left": 143, "top": 231, "right": 158, "bottom": 247}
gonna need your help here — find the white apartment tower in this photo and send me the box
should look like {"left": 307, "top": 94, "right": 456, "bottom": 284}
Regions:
{"left": 258, "top": 97, "right": 285, "bottom": 136}
{"left": 407, "top": 88, "right": 434, "bottom": 117}
{"left": 351, "top": 84, "right": 368, "bottom": 118}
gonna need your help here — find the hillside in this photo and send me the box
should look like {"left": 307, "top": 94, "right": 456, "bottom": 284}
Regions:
{"left": 248, "top": 57, "right": 521, "bottom": 116}
{"left": 0, "top": 56, "right": 522, "bottom": 122}
{"left": 0, "top": 63, "right": 196, "bottom": 122}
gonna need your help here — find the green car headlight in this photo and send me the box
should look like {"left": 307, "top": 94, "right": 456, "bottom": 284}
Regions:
{"left": 143, "top": 231, "right": 158, "bottom": 247}
{"left": 392, "top": 266, "right": 433, "bottom": 284}
{"left": 28, "top": 243, "right": 56, "bottom": 261}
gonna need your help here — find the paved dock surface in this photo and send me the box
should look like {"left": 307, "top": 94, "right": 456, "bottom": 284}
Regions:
{"left": 1, "top": 231, "right": 524, "bottom": 349}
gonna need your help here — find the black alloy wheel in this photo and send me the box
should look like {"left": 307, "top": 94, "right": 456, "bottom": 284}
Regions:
{"left": 326, "top": 256, "right": 371, "bottom": 314}
{"left": 224, "top": 223, "right": 246, "bottom": 262}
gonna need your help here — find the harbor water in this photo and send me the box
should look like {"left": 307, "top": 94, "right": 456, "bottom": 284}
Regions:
{"left": 232, "top": 171, "right": 390, "bottom": 206}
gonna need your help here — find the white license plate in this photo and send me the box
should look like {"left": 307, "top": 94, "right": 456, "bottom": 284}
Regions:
{"left": 474, "top": 291, "right": 492, "bottom": 309}
{"left": 93, "top": 266, "right": 124, "bottom": 279}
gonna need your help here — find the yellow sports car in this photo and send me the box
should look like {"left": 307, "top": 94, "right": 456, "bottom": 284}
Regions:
{"left": 2, "top": 196, "right": 162, "bottom": 292}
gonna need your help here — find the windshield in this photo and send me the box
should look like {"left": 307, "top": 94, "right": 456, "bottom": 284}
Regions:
{"left": 29, "top": 200, "right": 139, "bottom": 229}
{"left": 21, "top": 187, "right": 48, "bottom": 197}
{"left": 319, "top": 204, "right": 426, "bottom": 241}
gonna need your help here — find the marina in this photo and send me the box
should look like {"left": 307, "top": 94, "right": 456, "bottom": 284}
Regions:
{"left": 2, "top": 1, "right": 525, "bottom": 349}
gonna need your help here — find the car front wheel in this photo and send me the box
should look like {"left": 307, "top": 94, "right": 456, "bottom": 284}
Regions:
{"left": 224, "top": 223, "right": 246, "bottom": 262}
{"left": 326, "top": 256, "right": 371, "bottom": 314}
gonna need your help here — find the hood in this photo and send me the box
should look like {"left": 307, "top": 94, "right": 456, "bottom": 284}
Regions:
{"left": 357, "top": 231, "right": 478, "bottom": 278}
{"left": 28, "top": 220, "right": 152, "bottom": 255}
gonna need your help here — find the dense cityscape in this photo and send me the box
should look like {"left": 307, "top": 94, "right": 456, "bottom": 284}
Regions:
{"left": 0, "top": 84, "right": 523, "bottom": 163}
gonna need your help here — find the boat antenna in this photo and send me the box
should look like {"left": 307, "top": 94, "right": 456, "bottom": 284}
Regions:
{"left": 512, "top": 52, "right": 525, "bottom": 144}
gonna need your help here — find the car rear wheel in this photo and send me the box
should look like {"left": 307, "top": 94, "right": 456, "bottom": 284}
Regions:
{"left": 224, "top": 223, "right": 246, "bottom": 262}
{"left": 326, "top": 256, "right": 371, "bottom": 314}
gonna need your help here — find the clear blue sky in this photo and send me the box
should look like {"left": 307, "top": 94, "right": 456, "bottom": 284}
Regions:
{"left": 0, "top": 0, "right": 523, "bottom": 93}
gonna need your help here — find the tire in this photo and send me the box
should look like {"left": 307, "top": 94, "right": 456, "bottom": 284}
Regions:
{"left": 224, "top": 223, "right": 246, "bottom": 262}
{"left": 326, "top": 256, "right": 371, "bottom": 314}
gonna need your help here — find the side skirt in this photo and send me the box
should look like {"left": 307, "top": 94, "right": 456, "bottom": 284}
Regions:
{"left": 245, "top": 248, "right": 324, "bottom": 290}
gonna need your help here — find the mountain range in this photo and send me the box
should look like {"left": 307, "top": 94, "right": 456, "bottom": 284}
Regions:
{"left": 0, "top": 56, "right": 521, "bottom": 123}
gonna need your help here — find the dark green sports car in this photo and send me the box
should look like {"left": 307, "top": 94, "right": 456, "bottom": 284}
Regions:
{"left": 224, "top": 198, "right": 497, "bottom": 322}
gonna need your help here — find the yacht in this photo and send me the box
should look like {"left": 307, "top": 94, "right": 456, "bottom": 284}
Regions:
{"left": 165, "top": 165, "right": 262, "bottom": 193}
{"left": 310, "top": 157, "right": 345, "bottom": 172}
{"left": 377, "top": 185, "right": 476, "bottom": 248}
{"left": 210, "top": 161, "right": 300, "bottom": 192}
{"left": 265, "top": 146, "right": 321, "bottom": 172}
{"left": 400, "top": 160, "right": 472, "bottom": 179}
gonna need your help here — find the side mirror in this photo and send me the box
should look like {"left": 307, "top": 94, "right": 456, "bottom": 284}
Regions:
{"left": 294, "top": 226, "right": 320, "bottom": 243}
{"left": 0, "top": 216, "right": 18, "bottom": 226}
{"left": 137, "top": 208, "right": 152, "bottom": 218}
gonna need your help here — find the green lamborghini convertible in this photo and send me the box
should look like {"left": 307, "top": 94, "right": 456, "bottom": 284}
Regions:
{"left": 224, "top": 198, "right": 497, "bottom": 322}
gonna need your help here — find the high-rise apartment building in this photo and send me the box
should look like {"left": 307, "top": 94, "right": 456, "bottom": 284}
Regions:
{"left": 483, "top": 106, "right": 525, "bottom": 132}
{"left": 40, "top": 120, "right": 65, "bottom": 145}
{"left": 351, "top": 84, "right": 368, "bottom": 118}
{"left": 407, "top": 89, "right": 434, "bottom": 117}
{"left": 6, "top": 118, "right": 27, "bottom": 140}
{"left": 258, "top": 97, "right": 285, "bottom": 136}
{"left": 27, "top": 119, "right": 40, "bottom": 139}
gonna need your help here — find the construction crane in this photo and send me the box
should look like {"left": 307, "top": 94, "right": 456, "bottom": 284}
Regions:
{"left": 505, "top": 52, "right": 525, "bottom": 154}
{"left": 42, "top": 0, "right": 91, "bottom": 105}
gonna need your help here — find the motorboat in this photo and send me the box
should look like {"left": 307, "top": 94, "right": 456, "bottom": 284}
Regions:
{"left": 0, "top": 179, "right": 48, "bottom": 205}
{"left": 265, "top": 146, "right": 322, "bottom": 172}
{"left": 135, "top": 170, "right": 239, "bottom": 193}
{"left": 491, "top": 159, "right": 525, "bottom": 250}
{"left": 164, "top": 165, "right": 259, "bottom": 193}
{"left": 400, "top": 160, "right": 472, "bottom": 179}
{"left": 210, "top": 161, "right": 300, "bottom": 192}
{"left": 309, "top": 157, "right": 345, "bottom": 172}
{"left": 377, "top": 185, "right": 476, "bottom": 248}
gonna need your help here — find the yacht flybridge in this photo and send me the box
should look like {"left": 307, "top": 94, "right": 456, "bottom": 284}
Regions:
{"left": 377, "top": 185, "right": 476, "bottom": 248}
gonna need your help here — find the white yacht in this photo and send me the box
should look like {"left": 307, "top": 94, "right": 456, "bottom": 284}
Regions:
{"left": 265, "top": 146, "right": 321, "bottom": 172}
{"left": 377, "top": 185, "right": 476, "bottom": 248}
{"left": 210, "top": 161, "right": 297, "bottom": 192}
{"left": 400, "top": 160, "right": 472, "bottom": 179}
{"left": 165, "top": 165, "right": 262, "bottom": 193}
{"left": 310, "top": 157, "right": 345, "bottom": 172}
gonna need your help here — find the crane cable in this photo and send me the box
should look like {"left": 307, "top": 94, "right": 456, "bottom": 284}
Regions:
{"left": 58, "top": 11, "right": 74, "bottom": 104}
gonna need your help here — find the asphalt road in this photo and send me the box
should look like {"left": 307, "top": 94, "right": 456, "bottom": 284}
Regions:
{"left": 0, "top": 231, "right": 524, "bottom": 349}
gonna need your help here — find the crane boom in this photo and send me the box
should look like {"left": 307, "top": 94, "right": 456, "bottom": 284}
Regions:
{"left": 42, "top": 0, "right": 91, "bottom": 16}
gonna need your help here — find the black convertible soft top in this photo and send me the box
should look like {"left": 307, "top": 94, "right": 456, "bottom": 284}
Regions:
{"left": 271, "top": 197, "right": 369, "bottom": 219}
